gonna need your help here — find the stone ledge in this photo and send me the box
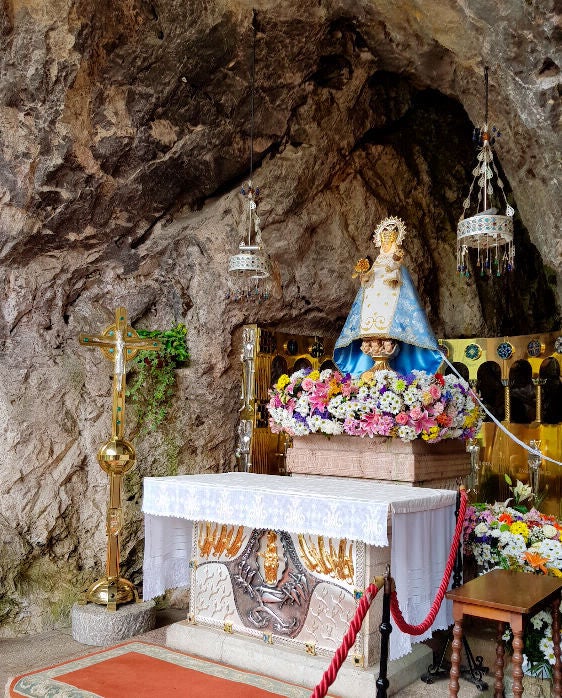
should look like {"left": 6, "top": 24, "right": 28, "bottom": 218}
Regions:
{"left": 166, "top": 621, "right": 432, "bottom": 697}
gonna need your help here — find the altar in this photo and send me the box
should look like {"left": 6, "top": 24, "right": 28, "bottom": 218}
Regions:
{"left": 142, "top": 472, "right": 456, "bottom": 665}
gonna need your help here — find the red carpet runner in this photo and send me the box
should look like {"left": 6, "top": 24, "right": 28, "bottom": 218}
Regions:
{"left": 10, "top": 641, "right": 333, "bottom": 697}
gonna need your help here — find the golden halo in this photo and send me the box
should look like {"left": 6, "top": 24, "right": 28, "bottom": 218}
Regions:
{"left": 373, "top": 217, "right": 407, "bottom": 247}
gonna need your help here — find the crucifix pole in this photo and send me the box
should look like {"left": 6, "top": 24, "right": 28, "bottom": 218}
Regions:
{"left": 79, "top": 307, "right": 163, "bottom": 611}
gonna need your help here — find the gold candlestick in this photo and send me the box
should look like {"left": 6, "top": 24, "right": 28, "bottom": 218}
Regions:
{"left": 79, "top": 307, "right": 163, "bottom": 611}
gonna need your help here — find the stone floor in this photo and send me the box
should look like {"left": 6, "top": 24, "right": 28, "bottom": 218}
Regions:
{"left": 1, "top": 612, "right": 517, "bottom": 698}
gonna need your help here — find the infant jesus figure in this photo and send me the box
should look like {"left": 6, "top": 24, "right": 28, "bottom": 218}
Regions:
{"left": 360, "top": 337, "right": 400, "bottom": 381}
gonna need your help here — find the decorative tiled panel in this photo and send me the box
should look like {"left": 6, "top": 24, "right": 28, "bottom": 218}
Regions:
{"left": 190, "top": 522, "right": 385, "bottom": 667}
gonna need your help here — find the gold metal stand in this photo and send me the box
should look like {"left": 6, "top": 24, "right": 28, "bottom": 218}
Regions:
{"left": 79, "top": 308, "right": 163, "bottom": 611}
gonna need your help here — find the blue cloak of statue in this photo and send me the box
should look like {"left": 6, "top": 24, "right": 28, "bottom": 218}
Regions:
{"left": 333, "top": 266, "right": 443, "bottom": 378}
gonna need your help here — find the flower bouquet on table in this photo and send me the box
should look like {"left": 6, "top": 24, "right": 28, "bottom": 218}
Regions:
{"left": 267, "top": 367, "right": 481, "bottom": 443}
{"left": 464, "top": 476, "right": 562, "bottom": 679}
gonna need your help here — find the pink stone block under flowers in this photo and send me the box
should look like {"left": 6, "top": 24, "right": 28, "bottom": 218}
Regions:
{"left": 463, "top": 480, "right": 562, "bottom": 678}
{"left": 267, "top": 368, "right": 481, "bottom": 443}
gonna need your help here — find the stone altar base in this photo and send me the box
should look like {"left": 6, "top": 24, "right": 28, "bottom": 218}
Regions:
{"left": 286, "top": 434, "right": 470, "bottom": 487}
{"left": 71, "top": 600, "right": 156, "bottom": 646}
{"left": 166, "top": 621, "right": 432, "bottom": 698}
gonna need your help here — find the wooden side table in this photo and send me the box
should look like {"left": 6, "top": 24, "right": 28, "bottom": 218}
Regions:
{"left": 446, "top": 569, "right": 562, "bottom": 698}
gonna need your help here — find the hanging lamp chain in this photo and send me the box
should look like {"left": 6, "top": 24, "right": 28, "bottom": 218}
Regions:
{"left": 484, "top": 65, "right": 489, "bottom": 128}
{"left": 249, "top": 8, "right": 256, "bottom": 183}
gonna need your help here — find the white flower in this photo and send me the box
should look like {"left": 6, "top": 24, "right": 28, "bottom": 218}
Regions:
{"left": 530, "top": 609, "right": 551, "bottom": 630}
{"left": 403, "top": 387, "right": 421, "bottom": 406}
{"left": 539, "top": 636, "right": 555, "bottom": 661}
{"left": 320, "top": 369, "right": 333, "bottom": 380}
{"left": 307, "top": 415, "right": 323, "bottom": 432}
{"left": 542, "top": 524, "right": 559, "bottom": 539}
{"left": 534, "top": 539, "right": 562, "bottom": 568}
{"left": 500, "top": 534, "right": 527, "bottom": 562}
{"left": 295, "top": 396, "right": 310, "bottom": 416}
{"left": 397, "top": 425, "right": 417, "bottom": 441}
{"left": 379, "top": 391, "right": 402, "bottom": 414}
{"left": 512, "top": 480, "right": 533, "bottom": 503}
{"left": 474, "top": 522, "right": 490, "bottom": 537}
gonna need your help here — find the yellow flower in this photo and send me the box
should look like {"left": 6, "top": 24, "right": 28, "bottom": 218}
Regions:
{"left": 510, "top": 521, "right": 530, "bottom": 541}
{"left": 421, "top": 391, "right": 433, "bottom": 405}
{"left": 276, "top": 374, "right": 290, "bottom": 390}
{"left": 327, "top": 379, "right": 342, "bottom": 399}
{"left": 308, "top": 370, "right": 320, "bottom": 381}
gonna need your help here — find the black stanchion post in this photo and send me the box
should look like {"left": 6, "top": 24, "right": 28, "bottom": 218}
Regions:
{"left": 453, "top": 487, "right": 463, "bottom": 590}
{"left": 420, "top": 485, "right": 489, "bottom": 689}
{"left": 376, "top": 566, "right": 392, "bottom": 698}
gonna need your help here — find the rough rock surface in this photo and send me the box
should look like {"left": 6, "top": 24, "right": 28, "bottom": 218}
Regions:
{"left": 0, "top": 0, "right": 560, "bottom": 634}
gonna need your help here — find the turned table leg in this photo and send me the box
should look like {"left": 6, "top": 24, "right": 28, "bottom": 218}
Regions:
{"left": 494, "top": 621, "right": 505, "bottom": 698}
{"left": 511, "top": 614, "right": 524, "bottom": 698}
{"left": 449, "top": 604, "right": 463, "bottom": 698}
{"left": 553, "top": 596, "right": 561, "bottom": 698}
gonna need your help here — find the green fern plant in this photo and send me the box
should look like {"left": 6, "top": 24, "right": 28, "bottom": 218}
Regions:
{"left": 126, "top": 323, "right": 188, "bottom": 435}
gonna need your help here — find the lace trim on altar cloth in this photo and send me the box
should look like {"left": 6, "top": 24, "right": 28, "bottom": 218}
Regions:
{"left": 390, "top": 505, "right": 454, "bottom": 660}
{"left": 142, "top": 473, "right": 455, "bottom": 547}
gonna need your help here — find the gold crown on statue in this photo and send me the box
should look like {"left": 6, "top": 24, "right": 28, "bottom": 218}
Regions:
{"left": 373, "top": 217, "right": 407, "bottom": 248}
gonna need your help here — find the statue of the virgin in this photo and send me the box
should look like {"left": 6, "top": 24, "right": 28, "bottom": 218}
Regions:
{"left": 333, "top": 217, "right": 443, "bottom": 380}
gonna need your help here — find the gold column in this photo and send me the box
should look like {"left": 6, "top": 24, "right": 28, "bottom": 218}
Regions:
{"left": 501, "top": 378, "right": 511, "bottom": 423}
{"left": 532, "top": 377, "right": 546, "bottom": 425}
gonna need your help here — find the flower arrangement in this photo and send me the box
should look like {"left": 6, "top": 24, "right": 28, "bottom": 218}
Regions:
{"left": 267, "top": 368, "right": 481, "bottom": 443}
{"left": 464, "top": 478, "right": 562, "bottom": 678}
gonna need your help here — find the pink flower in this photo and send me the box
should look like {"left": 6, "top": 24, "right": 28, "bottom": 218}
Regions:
{"left": 343, "top": 417, "right": 363, "bottom": 435}
{"left": 341, "top": 382, "right": 353, "bottom": 397}
{"left": 417, "top": 411, "right": 437, "bottom": 432}
{"left": 431, "top": 401, "right": 445, "bottom": 416}
{"left": 377, "top": 415, "right": 395, "bottom": 436}
{"left": 285, "top": 398, "right": 296, "bottom": 415}
{"left": 395, "top": 412, "right": 409, "bottom": 425}
{"left": 308, "top": 385, "right": 329, "bottom": 411}
{"left": 301, "top": 378, "right": 314, "bottom": 391}
{"left": 409, "top": 406, "right": 423, "bottom": 421}
{"left": 332, "top": 371, "right": 343, "bottom": 382}
{"left": 429, "top": 384, "right": 441, "bottom": 400}
{"left": 360, "top": 412, "right": 381, "bottom": 436}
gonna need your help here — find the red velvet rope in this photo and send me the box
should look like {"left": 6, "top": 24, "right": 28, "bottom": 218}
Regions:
{"left": 310, "top": 582, "right": 381, "bottom": 698}
{"left": 390, "top": 488, "right": 467, "bottom": 635}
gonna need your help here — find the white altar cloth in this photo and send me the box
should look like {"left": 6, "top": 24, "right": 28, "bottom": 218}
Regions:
{"left": 142, "top": 472, "right": 456, "bottom": 660}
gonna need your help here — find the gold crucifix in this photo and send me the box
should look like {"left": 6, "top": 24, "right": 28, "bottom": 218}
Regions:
{"left": 79, "top": 307, "right": 163, "bottom": 611}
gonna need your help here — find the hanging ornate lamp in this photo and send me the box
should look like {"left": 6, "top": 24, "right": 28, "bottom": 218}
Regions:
{"left": 228, "top": 12, "right": 273, "bottom": 301}
{"left": 457, "top": 67, "right": 515, "bottom": 278}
